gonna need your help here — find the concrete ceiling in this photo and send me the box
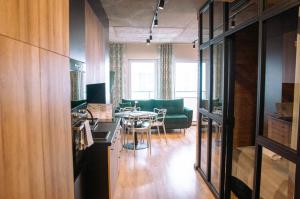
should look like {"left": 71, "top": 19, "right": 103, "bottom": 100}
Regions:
{"left": 100, "top": 0, "right": 199, "bottom": 43}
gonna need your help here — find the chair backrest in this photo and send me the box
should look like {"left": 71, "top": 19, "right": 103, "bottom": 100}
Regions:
{"left": 127, "top": 114, "right": 154, "bottom": 130}
{"left": 154, "top": 108, "right": 167, "bottom": 123}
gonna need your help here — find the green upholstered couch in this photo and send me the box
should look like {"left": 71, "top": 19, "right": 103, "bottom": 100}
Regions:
{"left": 117, "top": 99, "right": 193, "bottom": 130}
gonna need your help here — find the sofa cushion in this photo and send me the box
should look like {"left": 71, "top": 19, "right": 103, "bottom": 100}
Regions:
{"left": 153, "top": 99, "right": 184, "bottom": 114}
{"left": 122, "top": 99, "right": 154, "bottom": 111}
{"left": 119, "top": 102, "right": 132, "bottom": 108}
{"left": 165, "top": 114, "right": 188, "bottom": 123}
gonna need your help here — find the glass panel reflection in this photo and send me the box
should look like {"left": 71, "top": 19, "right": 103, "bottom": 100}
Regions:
{"left": 212, "top": 42, "right": 224, "bottom": 115}
{"left": 213, "top": 1, "right": 224, "bottom": 37}
{"left": 211, "top": 120, "right": 222, "bottom": 192}
{"left": 200, "top": 115, "right": 209, "bottom": 175}
{"left": 264, "top": 0, "right": 295, "bottom": 10}
{"left": 263, "top": 7, "right": 299, "bottom": 150}
{"left": 202, "top": 8, "right": 210, "bottom": 43}
{"left": 229, "top": 0, "right": 258, "bottom": 29}
{"left": 260, "top": 148, "right": 296, "bottom": 199}
{"left": 201, "top": 48, "right": 210, "bottom": 111}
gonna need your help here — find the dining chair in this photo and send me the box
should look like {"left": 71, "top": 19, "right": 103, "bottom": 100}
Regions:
{"left": 153, "top": 108, "right": 167, "bottom": 143}
{"left": 126, "top": 114, "right": 153, "bottom": 154}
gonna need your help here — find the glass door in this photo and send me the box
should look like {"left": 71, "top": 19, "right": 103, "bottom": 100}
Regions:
{"left": 225, "top": 23, "right": 259, "bottom": 199}
{"left": 199, "top": 41, "right": 225, "bottom": 197}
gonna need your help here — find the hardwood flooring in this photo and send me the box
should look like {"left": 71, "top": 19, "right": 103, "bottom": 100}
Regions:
{"left": 113, "top": 127, "right": 214, "bottom": 199}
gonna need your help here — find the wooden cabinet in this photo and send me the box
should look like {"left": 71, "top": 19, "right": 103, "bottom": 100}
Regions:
{"left": 39, "top": 0, "right": 69, "bottom": 56}
{"left": 40, "top": 49, "right": 74, "bottom": 199}
{"left": 0, "top": 0, "right": 39, "bottom": 45}
{"left": 85, "top": 122, "right": 122, "bottom": 199}
{"left": 0, "top": 0, "right": 69, "bottom": 56}
{"left": 0, "top": 35, "right": 45, "bottom": 199}
{"left": 267, "top": 115, "right": 292, "bottom": 147}
{"left": 109, "top": 127, "right": 122, "bottom": 198}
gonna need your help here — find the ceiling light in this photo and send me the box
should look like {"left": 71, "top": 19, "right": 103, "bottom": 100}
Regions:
{"left": 159, "top": 0, "right": 165, "bottom": 9}
{"left": 154, "top": 19, "right": 158, "bottom": 27}
{"left": 146, "top": 39, "right": 150, "bottom": 45}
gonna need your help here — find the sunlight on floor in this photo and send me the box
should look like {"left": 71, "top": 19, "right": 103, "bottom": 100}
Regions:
{"left": 113, "top": 127, "right": 214, "bottom": 199}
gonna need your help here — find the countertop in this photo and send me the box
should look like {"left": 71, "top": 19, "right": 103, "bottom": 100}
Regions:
{"left": 91, "top": 118, "right": 121, "bottom": 145}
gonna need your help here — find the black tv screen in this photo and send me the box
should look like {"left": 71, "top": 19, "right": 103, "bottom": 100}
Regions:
{"left": 86, "top": 83, "right": 106, "bottom": 104}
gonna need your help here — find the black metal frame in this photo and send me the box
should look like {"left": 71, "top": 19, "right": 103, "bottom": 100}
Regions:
{"left": 197, "top": 0, "right": 300, "bottom": 199}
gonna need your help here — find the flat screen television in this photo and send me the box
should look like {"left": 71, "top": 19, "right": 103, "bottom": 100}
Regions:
{"left": 86, "top": 83, "right": 106, "bottom": 104}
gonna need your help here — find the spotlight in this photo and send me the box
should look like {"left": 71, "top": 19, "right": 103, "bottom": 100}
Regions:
{"left": 146, "top": 39, "right": 150, "bottom": 45}
{"left": 193, "top": 42, "right": 196, "bottom": 48}
{"left": 231, "top": 17, "right": 236, "bottom": 28}
{"left": 159, "top": 0, "right": 165, "bottom": 9}
{"left": 154, "top": 19, "right": 158, "bottom": 27}
{"left": 150, "top": 35, "right": 153, "bottom": 40}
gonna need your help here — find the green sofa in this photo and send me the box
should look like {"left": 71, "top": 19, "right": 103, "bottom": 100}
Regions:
{"left": 118, "top": 99, "right": 193, "bottom": 130}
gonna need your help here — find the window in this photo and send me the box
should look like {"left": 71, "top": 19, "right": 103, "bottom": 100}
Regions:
{"left": 174, "top": 62, "right": 198, "bottom": 121}
{"left": 130, "top": 60, "right": 157, "bottom": 100}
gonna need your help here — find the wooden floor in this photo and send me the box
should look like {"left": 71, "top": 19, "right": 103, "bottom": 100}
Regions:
{"left": 113, "top": 126, "right": 214, "bottom": 199}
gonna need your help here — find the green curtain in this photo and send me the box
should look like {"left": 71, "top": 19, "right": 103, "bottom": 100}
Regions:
{"left": 159, "top": 43, "right": 173, "bottom": 99}
{"left": 110, "top": 43, "right": 124, "bottom": 108}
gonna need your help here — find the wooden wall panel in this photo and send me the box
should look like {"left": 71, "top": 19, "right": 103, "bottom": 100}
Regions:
{"left": 39, "top": 0, "right": 69, "bottom": 56}
{"left": 0, "top": 35, "right": 46, "bottom": 199}
{"left": 85, "top": 0, "right": 106, "bottom": 84}
{"left": 40, "top": 49, "right": 74, "bottom": 199}
{"left": 0, "top": 0, "right": 39, "bottom": 46}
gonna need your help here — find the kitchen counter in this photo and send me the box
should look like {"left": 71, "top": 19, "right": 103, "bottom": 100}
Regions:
{"left": 92, "top": 118, "right": 121, "bottom": 145}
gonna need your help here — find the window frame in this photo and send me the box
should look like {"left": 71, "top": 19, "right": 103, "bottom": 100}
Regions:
{"left": 128, "top": 59, "right": 158, "bottom": 100}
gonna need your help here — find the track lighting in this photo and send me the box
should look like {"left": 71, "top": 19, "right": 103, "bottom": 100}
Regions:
{"left": 146, "top": 39, "right": 150, "bottom": 45}
{"left": 154, "top": 18, "right": 158, "bottom": 27}
{"left": 159, "top": 0, "right": 165, "bottom": 10}
{"left": 231, "top": 17, "right": 236, "bottom": 28}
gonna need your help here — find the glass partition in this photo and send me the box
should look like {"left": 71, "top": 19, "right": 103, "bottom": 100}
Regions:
{"left": 262, "top": 7, "right": 299, "bottom": 150}
{"left": 212, "top": 42, "right": 224, "bottom": 115}
{"left": 260, "top": 148, "right": 296, "bottom": 199}
{"left": 200, "top": 115, "right": 209, "bottom": 175}
{"left": 229, "top": 0, "right": 258, "bottom": 29}
{"left": 211, "top": 120, "right": 222, "bottom": 192}
{"left": 201, "top": 48, "right": 210, "bottom": 111}
{"left": 202, "top": 7, "right": 210, "bottom": 43}
{"left": 213, "top": 1, "right": 224, "bottom": 37}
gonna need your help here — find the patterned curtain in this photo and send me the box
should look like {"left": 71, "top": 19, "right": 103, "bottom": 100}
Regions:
{"left": 110, "top": 43, "right": 124, "bottom": 108}
{"left": 159, "top": 43, "right": 173, "bottom": 99}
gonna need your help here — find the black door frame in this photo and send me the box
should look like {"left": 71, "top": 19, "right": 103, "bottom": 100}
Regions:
{"left": 197, "top": 0, "right": 300, "bottom": 199}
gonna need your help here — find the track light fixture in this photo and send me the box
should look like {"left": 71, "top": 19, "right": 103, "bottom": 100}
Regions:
{"left": 148, "top": 0, "right": 166, "bottom": 44}
{"left": 154, "top": 18, "right": 158, "bottom": 27}
{"left": 159, "top": 0, "right": 165, "bottom": 10}
{"left": 192, "top": 39, "right": 198, "bottom": 49}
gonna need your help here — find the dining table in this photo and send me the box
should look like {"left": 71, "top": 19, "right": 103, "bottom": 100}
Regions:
{"left": 115, "top": 110, "right": 157, "bottom": 150}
